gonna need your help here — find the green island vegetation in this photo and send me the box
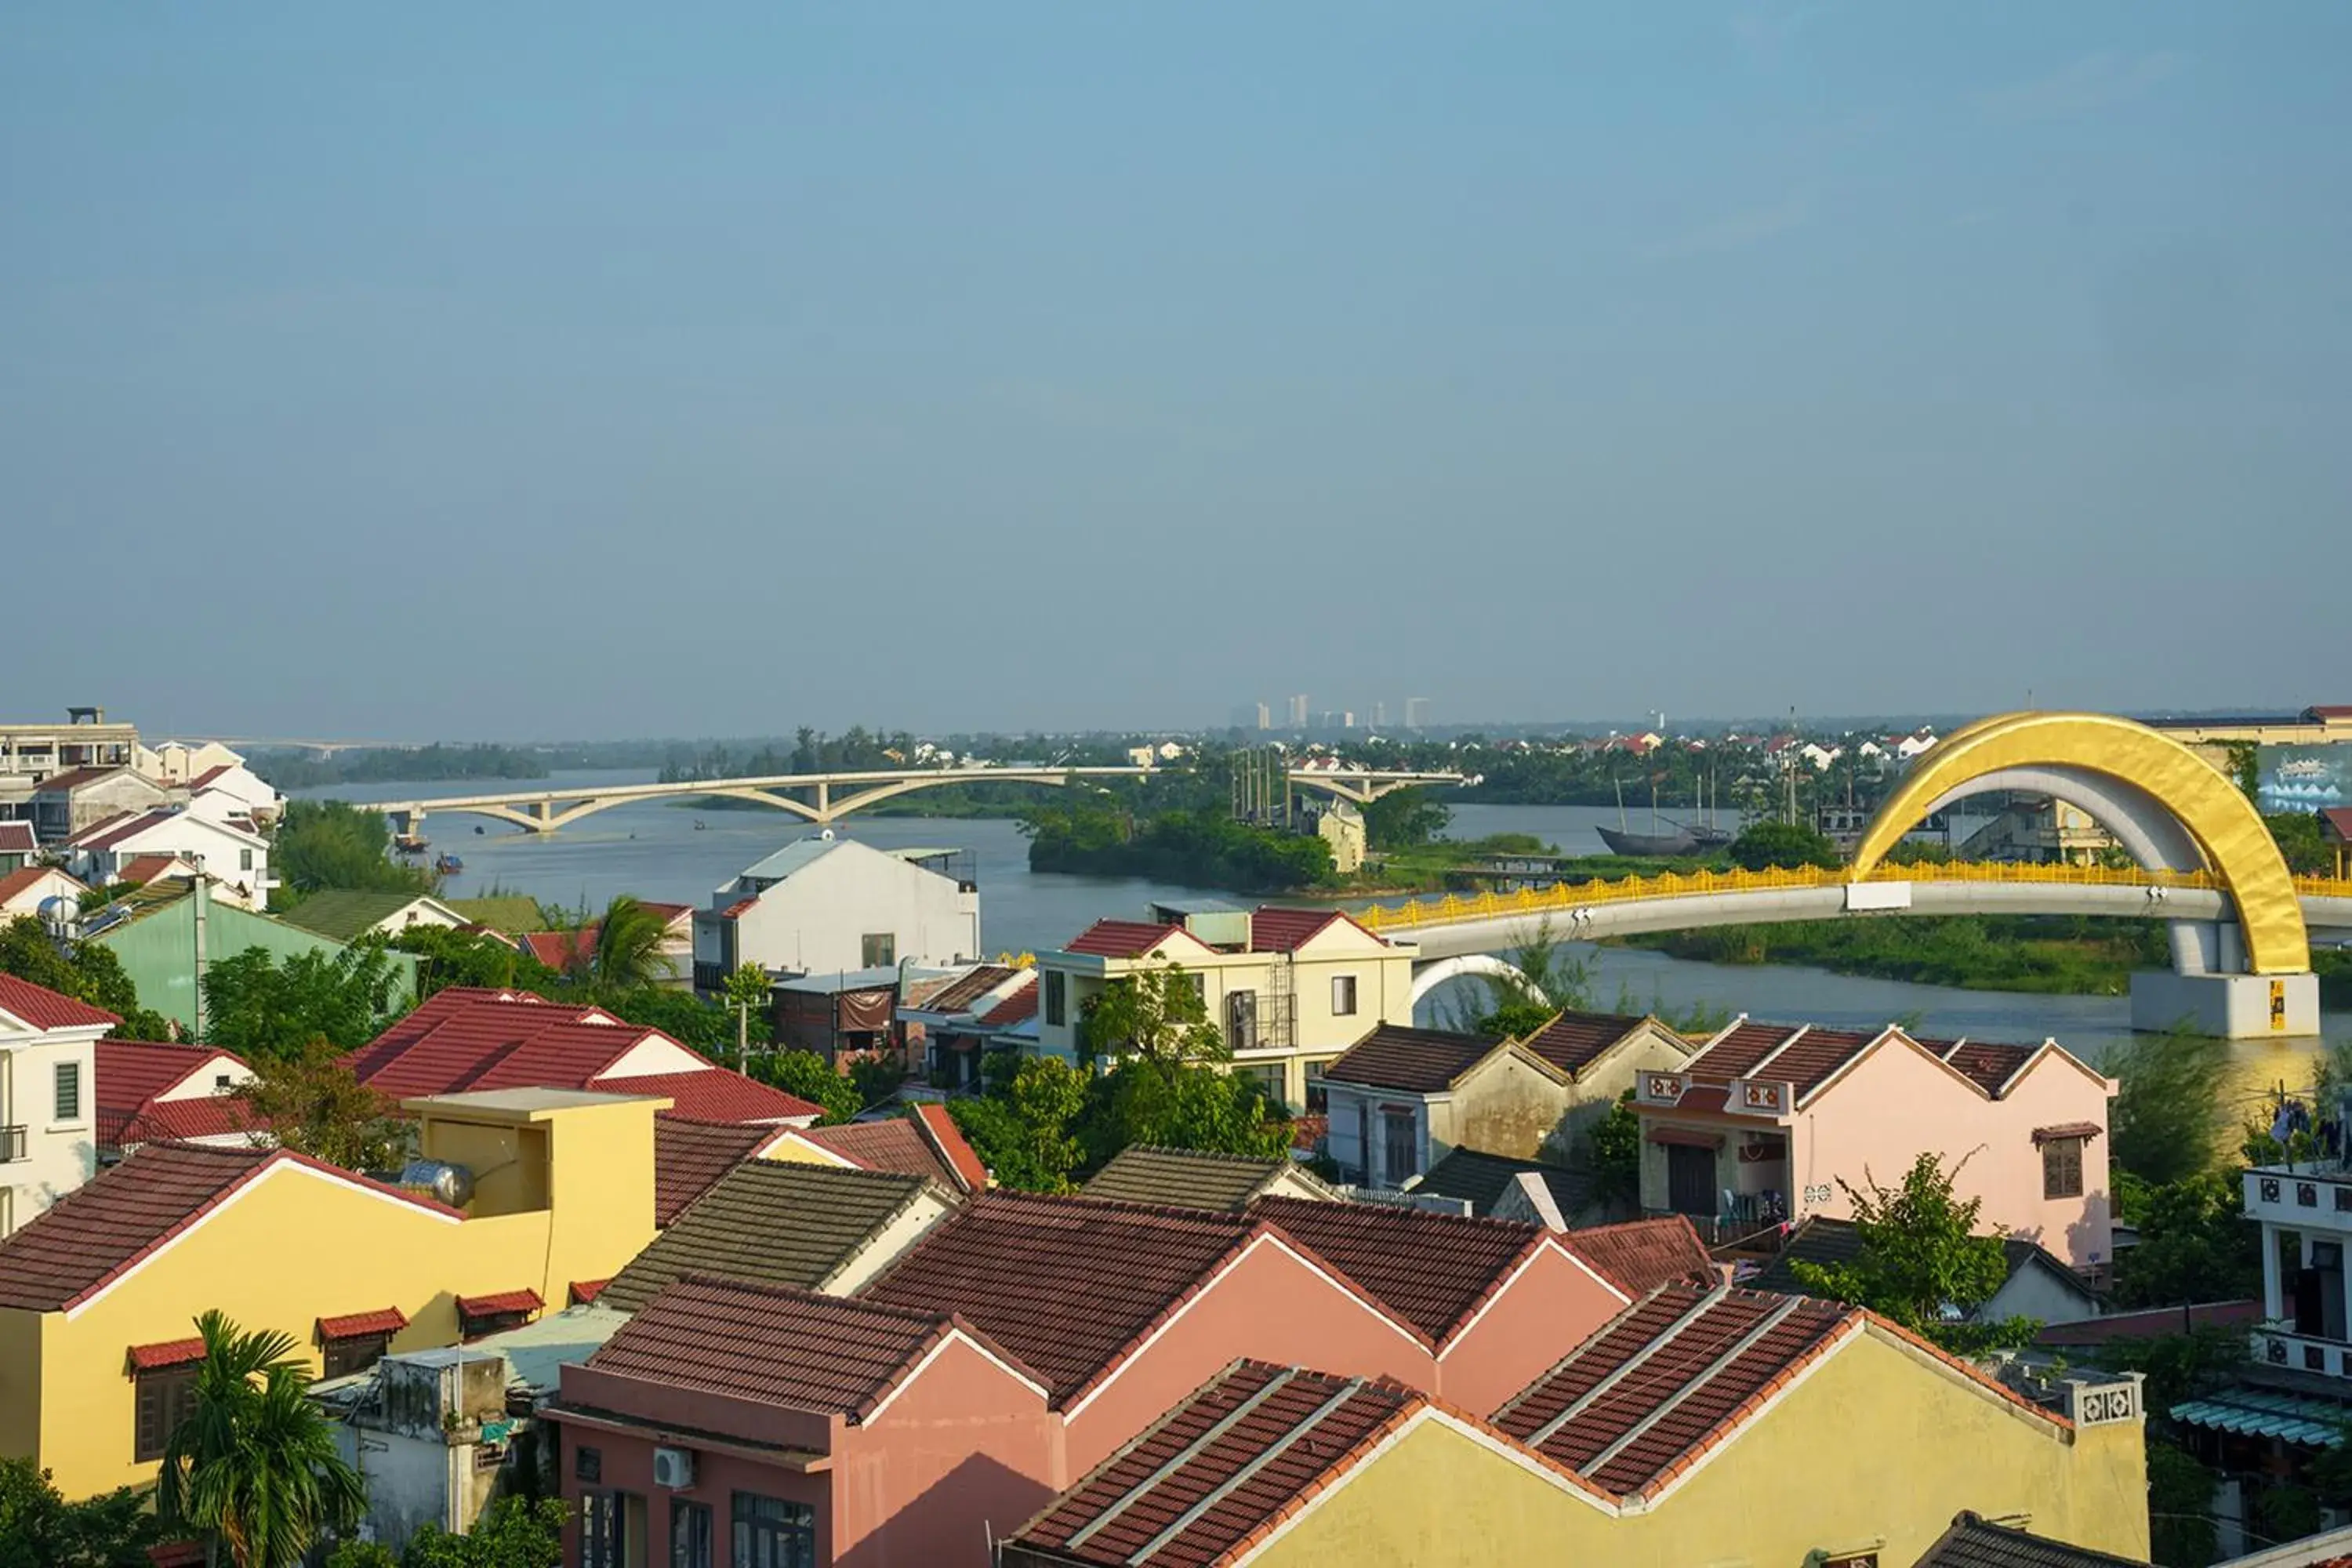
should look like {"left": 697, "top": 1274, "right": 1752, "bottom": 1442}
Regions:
{"left": 247, "top": 743, "right": 556, "bottom": 792}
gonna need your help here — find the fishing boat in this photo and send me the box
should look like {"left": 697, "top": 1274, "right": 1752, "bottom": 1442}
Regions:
{"left": 1599, "top": 775, "right": 1701, "bottom": 857}
{"left": 393, "top": 832, "right": 429, "bottom": 855}
{"left": 434, "top": 853, "right": 464, "bottom": 875}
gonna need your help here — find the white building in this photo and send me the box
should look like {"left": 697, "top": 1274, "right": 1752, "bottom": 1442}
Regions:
{"left": 183, "top": 761, "right": 284, "bottom": 827}
{"left": 62, "top": 807, "right": 276, "bottom": 911}
{"left": 690, "top": 835, "right": 979, "bottom": 996}
{"left": 0, "top": 865, "right": 86, "bottom": 922}
{"left": 0, "top": 974, "right": 119, "bottom": 1238}
{"left": 137, "top": 739, "right": 247, "bottom": 787}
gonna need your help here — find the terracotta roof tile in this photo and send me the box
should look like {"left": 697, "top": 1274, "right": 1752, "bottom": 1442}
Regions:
{"left": 1063, "top": 920, "right": 1192, "bottom": 958}
{"left": 654, "top": 1117, "right": 775, "bottom": 1225}
{"left": 1562, "top": 1215, "right": 1718, "bottom": 1297}
{"left": 456, "top": 1289, "right": 543, "bottom": 1317}
{"left": 318, "top": 1308, "right": 408, "bottom": 1340}
{"left": 1682, "top": 1021, "right": 1802, "bottom": 1082}
{"left": 570, "top": 1279, "right": 609, "bottom": 1305}
{"left": 1913, "top": 1511, "right": 2157, "bottom": 1567}
{"left": 1318, "top": 1024, "right": 1504, "bottom": 1094}
{"left": 0, "top": 865, "right": 73, "bottom": 909}
{"left": 1084, "top": 1147, "right": 1305, "bottom": 1212}
{"left": 0, "top": 1142, "right": 456, "bottom": 1313}
{"left": 1245, "top": 906, "right": 1385, "bottom": 953}
{"left": 916, "top": 964, "right": 1024, "bottom": 1016}
{"left": 912, "top": 1102, "right": 990, "bottom": 1194}
{"left": 96, "top": 1040, "right": 239, "bottom": 1113}
{"left": 801, "top": 1118, "right": 964, "bottom": 1194}
{"left": 118, "top": 1095, "right": 269, "bottom": 1149}
{"left": 0, "top": 972, "right": 121, "bottom": 1032}
{"left": 0, "top": 822, "right": 37, "bottom": 853}
{"left": 1748, "top": 1027, "right": 1878, "bottom": 1100}
{"left": 584, "top": 1276, "right": 1039, "bottom": 1420}
{"left": 1926, "top": 1036, "right": 2042, "bottom": 1097}
{"left": 127, "top": 1338, "right": 207, "bottom": 1370}
{"left": 605, "top": 1069, "right": 818, "bottom": 1124}
{"left": 1007, "top": 1361, "right": 1421, "bottom": 1568}
{"left": 602, "top": 1161, "right": 943, "bottom": 1314}
{"left": 517, "top": 929, "right": 595, "bottom": 970}
{"left": 34, "top": 766, "right": 132, "bottom": 794}
{"left": 1250, "top": 1196, "right": 1547, "bottom": 1345}
{"left": 115, "top": 854, "right": 189, "bottom": 886}
{"left": 1519, "top": 1011, "right": 1653, "bottom": 1076}
{"left": 978, "top": 978, "right": 1040, "bottom": 1027}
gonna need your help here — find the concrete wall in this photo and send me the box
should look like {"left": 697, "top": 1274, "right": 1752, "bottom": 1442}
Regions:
{"left": 715, "top": 844, "right": 978, "bottom": 978}
{"left": 1435, "top": 1242, "right": 1628, "bottom": 1417}
{"left": 0, "top": 1033, "right": 97, "bottom": 1236}
{"left": 1249, "top": 1330, "right": 2150, "bottom": 1568}
{"left": 96, "top": 895, "right": 421, "bottom": 1035}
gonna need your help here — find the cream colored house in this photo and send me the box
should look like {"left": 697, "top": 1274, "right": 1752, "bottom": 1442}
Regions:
{"left": 1034, "top": 906, "right": 1417, "bottom": 1109}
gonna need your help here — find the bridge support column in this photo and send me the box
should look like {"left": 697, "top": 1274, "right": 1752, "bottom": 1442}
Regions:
{"left": 2130, "top": 971, "right": 2320, "bottom": 1038}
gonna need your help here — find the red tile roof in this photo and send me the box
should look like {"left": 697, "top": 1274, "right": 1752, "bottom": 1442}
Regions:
{"left": 654, "top": 1117, "right": 775, "bottom": 1225}
{"left": 0, "top": 822, "right": 37, "bottom": 854}
{"left": 1924, "top": 1036, "right": 2042, "bottom": 1096}
{"left": 719, "top": 897, "right": 758, "bottom": 920}
{"left": 517, "top": 929, "right": 594, "bottom": 970}
{"left": 801, "top": 1118, "right": 962, "bottom": 1192}
{"left": 0, "top": 866, "right": 73, "bottom": 909}
{"left": 583, "top": 1276, "right": 1040, "bottom": 1420}
{"left": 1682, "top": 1020, "right": 1800, "bottom": 1082}
{"left": 117, "top": 854, "right": 189, "bottom": 886}
{"left": 611, "top": 1069, "right": 818, "bottom": 1124}
{"left": 0, "top": 972, "right": 121, "bottom": 1032}
{"left": 2324, "top": 806, "right": 2352, "bottom": 842}
{"left": 915, "top": 964, "right": 1025, "bottom": 1016}
{"left": 1251, "top": 1196, "right": 1552, "bottom": 1345}
{"left": 118, "top": 1095, "right": 269, "bottom": 1149}
{"left": 1561, "top": 1215, "right": 1718, "bottom": 1296}
{"left": 0, "top": 1142, "right": 458, "bottom": 1313}
{"left": 1247, "top": 906, "right": 1385, "bottom": 953}
{"left": 1742, "top": 1027, "right": 1877, "bottom": 1099}
{"left": 978, "top": 978, "right": 1039, "bottom": 1027}
{"left": 34, "top": 765, "right": 132, "bottom": 794}
{"left": 1519, "top": 1011, "right": 1652, "bottom": 1077}
{"left": 67, "top": 808, "right": 180, "bottom": 854}
{"left": 318, "top": 1308, "right": 408, "bottom": 1340}
{"left": 97, "top": 1040, "right": 235, "bottom": 1113}
{"left": 570, "top": 1279, "right": 610, "bottom": 1305}
{"left": 187, "top": 764, "right": 236, "bottom": 791}
{"left": 127, "top": 1338, "right": 207, "bottom": 1370}
{"left": 1319, "top": 1024, "right": 1504, "bottom": 1093}
{"left": 456, "top": 1289, "right": 543, "bottom": 1318}
{"left": 913, "top": 1102, "right": 990, "bottom": 1194}
{"left": 1495, "top": 1285, "right": 1857, "bottom": 1497}
{"left": 1064, "top": 920, "right": 1191, "bottom": 959}
{"left": 636, "top": 900, "right": 691, "bottom": 924}
{"left": 1007, "top": 1360, "right": 1426, "bottom": 1568}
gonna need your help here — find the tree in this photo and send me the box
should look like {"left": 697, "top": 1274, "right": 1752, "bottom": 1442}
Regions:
{"left": 1468, "top": 919, "right": 1592, "bottom": 1037}
{"left": 2109, "top": 1169, "right": 2260, "bottom": 1309}
{"left": 1080, "top": 960, "right": 1228, "bottom": 1068}
{"left": 158, "top": 1311, "right": 368, "bottom": 1568}
{"left": 271, "top": 800, "right": 436, "bottom": 903}
{"left": 2145, "top": 1439, "right": 2218, "bottom": 1568}
{"left": 949, "top": 1056, "right": 1087, "bottom": 1192}
{"left": 747, "top": 1049, "right": 862, "bottom": 1124}
{"left": 585, "top": 985, "right": 750, "bottom": 1057}
{"left": 1363, "top": 787, "right": 1451, "bottom": 851}
{"left": 1581, "top": 1091, "right": 1642, "bottom": 1210}
{"left": 0, "top": 1457, "right": 159, "bottom": 1568}
{"left": 586, "top": 896, "right": 671, "bottom": 993}
{"left": 2107, "top": 1024, "right": 2230, "bottom": 1186}
{"left": 238, "top": 1040, "right": 407, "bottom": 1171}
{"left": 391, "top": 926, "right": 552, "bottom": 998}
{"left": 722, "top": 963, "right": 771, "bottom": 1071}
{"left": 1081, "top": 1061, "right": 1290, "bottom": 1169}
{"left": 2267, "top": 811, "right": 2332, "bottom": 877}
{"left": 1786, "top": 1152, "right": 2036, "bottom": 1353}
{"left": 201, "top": 945, "right": 405, "bottom": 1059}
{"left": 1726, "top": 820, "right": 1842, "bottom": 872}
{"left": 388, "top": 1497, "right": 568, "bottom": 1568}
{"left": 0, "top": 916, "right": 173, "bottom": 1040}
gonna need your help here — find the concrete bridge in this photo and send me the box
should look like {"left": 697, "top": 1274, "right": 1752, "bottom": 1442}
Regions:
{"left": 376, "top": 766, "right": 1465, "bottom": 836}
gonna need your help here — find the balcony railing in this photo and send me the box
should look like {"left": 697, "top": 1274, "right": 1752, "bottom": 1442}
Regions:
{"left": 2252, "top": 1324, "right": 2352, "bottom": 1382}
{"left": 1647, "top": 1207, "right": 1788, "bottom": 1250}
{"left": 0, "top": 1125, "right": 26, "bottom": 1164}
{"left": 2243, "top": 1167, "right": 2352, "bottom": 1229}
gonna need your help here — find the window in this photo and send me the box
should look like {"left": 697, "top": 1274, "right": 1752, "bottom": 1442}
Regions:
{"left": 213, "top": 1073, "right": 234, "bottom": 1091}
{"left": 1304, "top": 1058, "right": 1332, "bottom": 1113}
{"left": 579, "top": 1488, "right": 622, "bottom": 1568}
{"left": 861, "top": 932, "right": 895, "bottom": 968}
{"left": 575, "top": 1444, "right": 602, "bottom": 1483}
{"left": 133, "top": 1363, "right": 198, "bottom": 1462}
{"left": 732, "top": 1491, "right": 816, "bottom": 1568}
{"left": 1044, "top": 971, "right": 1067, "bottom": 1028}
{"left": 1330, "top": 975, "right": 1359, "bottom": 1017}
{"left": 671, "top": 1498, "right": 714, "bottom": 1568}
{"left": 2042, "top": 1137, "right": 2085, "bottom": 1200}
{"left": 53, "top": 1060, "right": 81, "bottom": 1122}
{"left": 1225, "top": 990, "right": 1259, "bottom": 1051}
{"left": 1381, "top": 1108, "right": 1418, "bottom": 1188}
{"left": 238, "top": 848, "right": 253, "bottom": 871}
{"left": 322, "top": 1333, "right": 391, "bottom": 1379}
{"left": 461, "top": 1308, "right": 532, "bottom": 1341}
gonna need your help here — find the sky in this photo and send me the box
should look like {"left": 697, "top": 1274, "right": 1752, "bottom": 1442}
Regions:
{"left": 3, "top": 4, "right": 2348, "bottom": 741}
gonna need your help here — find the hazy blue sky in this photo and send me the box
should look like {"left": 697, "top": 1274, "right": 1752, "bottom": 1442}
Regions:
{"left": 4, "top": 4, "right": 2347, "bottom": 740}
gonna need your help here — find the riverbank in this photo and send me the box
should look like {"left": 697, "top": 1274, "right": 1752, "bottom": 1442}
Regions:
{"left": 1620, "top": 915, "right": 2171, "bottom": 996}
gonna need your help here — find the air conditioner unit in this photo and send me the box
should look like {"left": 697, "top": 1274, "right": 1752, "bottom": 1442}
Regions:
{"left": 652, "top": 1446, "right": 696, "bottom": 1490}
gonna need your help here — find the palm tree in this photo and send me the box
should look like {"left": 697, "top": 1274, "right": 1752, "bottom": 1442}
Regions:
{"left": 590, "top": 894, "right": 672, "bottom": 993}
{"left": 158, "top": 1311, "right": 367, "bottom": 1568}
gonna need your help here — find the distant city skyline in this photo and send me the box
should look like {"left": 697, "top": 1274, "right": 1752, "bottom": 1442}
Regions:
{"left": 3, "top": 5, "right": 2346, "bottom": 739}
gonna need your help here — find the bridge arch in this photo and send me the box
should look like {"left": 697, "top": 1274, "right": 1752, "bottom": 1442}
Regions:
{"left": 1849, "top": 711, "right": 2309, "bottom": 975}
{"left": 1408, "top": 953, "right": 1555, "bottom": 1010}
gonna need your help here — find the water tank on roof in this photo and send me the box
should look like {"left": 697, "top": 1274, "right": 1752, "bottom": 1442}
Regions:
{"left": 36, "top": 895, "right": 78, "bottom": 939}
{"left": 398, "top": 1160, "right": 475, "bottom": 1209}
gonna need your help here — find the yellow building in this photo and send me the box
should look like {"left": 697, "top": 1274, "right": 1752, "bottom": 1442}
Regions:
{"left": 1036, "top": 906, "right": 1417, "bottom": 1109}
{"left": 1004, "top": 1285, "right": 2151, "bottom": 1568}
{"left": 0, "top": 1086, "right": 663, "bottom": 1499}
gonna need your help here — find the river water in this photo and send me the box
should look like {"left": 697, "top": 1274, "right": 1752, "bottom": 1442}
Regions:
{"left": 303, "top": 775, "right": 2347, "bottom": 1098}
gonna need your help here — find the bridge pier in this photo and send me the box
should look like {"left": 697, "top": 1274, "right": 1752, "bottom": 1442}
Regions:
{"left": 2131, "top": 971, "right": 2320, "bottom": 1038}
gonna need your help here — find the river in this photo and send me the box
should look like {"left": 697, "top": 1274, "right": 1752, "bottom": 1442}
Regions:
{"left": 303, "top": 776, "right": 2347, "bottom": 1099}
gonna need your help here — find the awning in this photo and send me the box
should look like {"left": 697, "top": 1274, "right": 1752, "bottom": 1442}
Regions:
{"left": 456, "top": 1289, "right": 545, "bottom": 1318}
{"left": 318, "top": 1308, "right": 408, "bottom": 1341}
{"left": 570, "top": 1279, "right": 610, "bottom": 1306}
{"left": 2033, "top": 1123, "right": 2103, "bottom": 1144}
{"left": 126, "top": 1337, "right": 205, "bottom": 1371}
{"left": 2171, "top": 1391, "right": 2352, "bottom": 1447}
{"left": 1647, "top": 1127, "right": 1726, "bottom": 1151}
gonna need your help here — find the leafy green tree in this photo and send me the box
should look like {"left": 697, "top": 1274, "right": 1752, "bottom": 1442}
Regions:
{"left": 272, "top": 800, "right": 436, "bottom": 902}
{"left": 722, "top": 963, "right": 771, "bottom": 1069}
{"left": 392, "top": 1497, "right": 568, "bottom": 1568}
{"left": 1467, "top": 920, "right": 1592, "bottom": 1037}
{"left": 586, "top": 896, "right": 672, "bottom": 993}
{"left": 2267, "top": 811, "right": 2332, "bottom": 877}
{"left": 1081, "top": 1062, "right": 1290, "bottom": 1169}
{"left": 1787, "top": 1152, "right": 2037, "bottom": 1354}
{"left": 1726, "top": 819, "right": 1842, "bottom": 872}
{"left": 1581, "top": 1091, "right": 1642, "bottom": 1210}
{"left": 1080, "top": 960, "right": 1229, "bottom": 1067}
{"left": 0, "top": 1458, "right": 159, "bottom": 1568}
{"left": 2145, "top": 1439, "right": 2218, "bottom": 1568}
{"left": 949, "top": 1057, "right": 1087, "bottom": 1192}
{"left": 583, "top": 985, "right": 750, "bottom": 1057}
{"left": 158, "top": 1311, "right": 368, "bottom": 1568}
{"left": 2107, "top": 1025, "right": 2230, "bottom": 1186}
{"left": 1363, "top": 788, "right": 1451, "bottom": 851}
{"left": 201, "top": 945, "right": 405, "bottom": 1059}
{"left": 2109, "top": 1169, "right": 2260, "bottom": 1309}
{"left": 238, "top": 1040, "right": 407, "bottom": 1172}
{"left": 0, "top": 916, "right": 173, "bottom": 1039}
{"left": 746, "top": 1049, "right": 862, "bottom": 1124}
{"left": 390, "top": 926, "right": 554, "bottom": 997}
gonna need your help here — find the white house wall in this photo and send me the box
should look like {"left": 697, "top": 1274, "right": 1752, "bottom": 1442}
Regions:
{"left": 720, "top": 844, "right": 978, "bottom": 977}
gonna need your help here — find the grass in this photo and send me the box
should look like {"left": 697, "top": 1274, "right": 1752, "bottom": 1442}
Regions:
{"left": 1621, "top": 914, "right": 2172, "bottom": 996}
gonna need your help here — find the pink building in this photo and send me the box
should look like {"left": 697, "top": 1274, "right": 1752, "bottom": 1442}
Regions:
{"left": 1634, "top": 1019, "right": 2116, "bottom": 1268}
{"left": 553, "top": 1277, "right": 1062, "bottom": 1568}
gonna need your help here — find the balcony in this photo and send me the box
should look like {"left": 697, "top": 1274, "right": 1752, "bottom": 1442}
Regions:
{"left": 2252, "top": 1323, "right": 2352, "bottom": 1383}
{"left": 0, "top": 1125, "right": 25, "bottom": 1164}
{"left": 2244, "top": 1166, "right": 2352, "bottom": 1229}
{"left": 1646, "top": 1205, "right": 1788, "bottom": 1251}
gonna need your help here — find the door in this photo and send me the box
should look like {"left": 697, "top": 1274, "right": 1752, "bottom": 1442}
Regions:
{"left": 1381, "top": 1109, "right": 1419, "bottom": 1188}
{"left": 1666, "top": 1143, "right": 1717, "bottom": 1218}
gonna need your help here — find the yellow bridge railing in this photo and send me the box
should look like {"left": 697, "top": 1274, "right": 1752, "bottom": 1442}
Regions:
{"left": 1351, "top": 860, "right": 2352, "bottom": 935}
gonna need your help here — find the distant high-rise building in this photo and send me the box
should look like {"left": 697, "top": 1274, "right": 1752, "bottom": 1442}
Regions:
{"left": 1255, "top": 702, "right": 1272, "bottom": 731}
{"left": 1287, "top": 694, "right": 1310, "bottom": 728}
{"left": 1405, "top": 697, "right": 1431, "bottom": 729}
{"left": 1372, "top": 701, "right": 1388, "bottom": 728}
{"left": 1342, "top": 711, "right": 1357, "bottom": 728}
